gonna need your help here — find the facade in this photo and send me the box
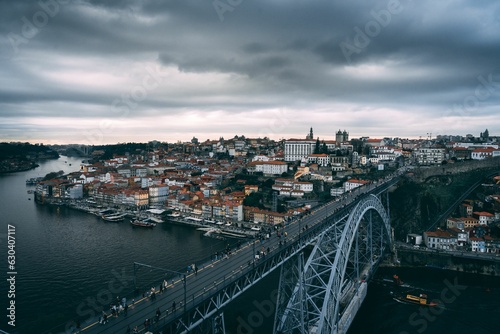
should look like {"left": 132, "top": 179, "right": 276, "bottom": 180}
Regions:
{"left": 307, "top": 154, "right": 330, "bottom": 167}
{"left": 273, "top": 179, "right": 314, "bottom": 197}
{"left": 471, "top": 148, "right": 500, "bottom": 160}
{"left": 423, "top": 230, "right": 457, "bottom": 250}
{"left": 149, "top": 184, "right": 169, "bottom": 207}
{"left": 344, "top": 179, "right": 370, "bottom": 192}
{"left": 473, "top": 211, "right": 495, "bottom": 225}
{"left": 470, "top": 237, "right": 486, "bottom": 252}
{"left": 413, "top": 148, "right": 445, "bottom": 165}
{"left": 284, "top": 139, "right": 316, "bottom": 162}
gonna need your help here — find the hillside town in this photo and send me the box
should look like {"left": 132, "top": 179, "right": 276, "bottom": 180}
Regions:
{"left": 32, "top": 129, "right": 500, "bottom": 251}
{"left": 410, "top": 175, "right": 500, "bottom": 254}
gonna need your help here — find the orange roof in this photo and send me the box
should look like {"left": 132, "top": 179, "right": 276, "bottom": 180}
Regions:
{"left": 474, "top": 211, "right": 494, "bottom": 217}
{"left": 346, "top": 179, "right": 370, "bottom": 184}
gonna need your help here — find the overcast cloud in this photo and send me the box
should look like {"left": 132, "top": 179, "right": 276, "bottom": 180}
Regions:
{"left": 0, "top": 0, "right": 499, "bottom": 145}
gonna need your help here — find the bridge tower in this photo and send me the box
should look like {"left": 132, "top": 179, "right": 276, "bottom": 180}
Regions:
{"left": 274, "top": 194, "right": 392, "bottom": 334}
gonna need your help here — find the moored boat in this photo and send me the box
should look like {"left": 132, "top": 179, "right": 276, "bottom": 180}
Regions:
{"left": 130, "top": 218, "right": 156, "bottom": 228}
{"left": 102, "top": 213, "right": 127, "bottom": 222}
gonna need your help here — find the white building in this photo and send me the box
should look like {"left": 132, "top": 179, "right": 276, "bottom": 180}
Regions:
{"left": 474, "top": 211, "right": 495, "bottom": 225}
{"left": 66, "top": 184, "right": 83, "bottom": 199}
{"left": 413, "top": 148, "right": 445, "bottom": 165}
{"left": 307, "top": 154, "right": 330, "bottom": 167}
{"left": 273, "top": 179, "right": 314, "bottom": 197}
{"left": 249, "top": 161, "right": 288, "bottom": 176}
{"left": 344, "top": 179, "right": 370, "bottom": 192}
{"left": 471, "top": 148, "right": 500, "bottom": 160}
{"left": 330, "top": 187, "right": 345, "bottom": 197}
{"left": 149, "top": 185, "right": 169, "bottom": 207}
{"left": 284, "top": 139, "right": 316, "bottom": 162}
{"left": 424, "top": 230, "right": 456, "bottom": 250}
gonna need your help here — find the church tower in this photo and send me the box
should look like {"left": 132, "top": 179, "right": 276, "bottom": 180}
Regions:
{"left": 336, "top": 130, "right": 343, "bottom": 146}
{"left": 306, "top": 127, "right": 314, "bottom": 140}
{"left": 343, "top": 130, "right": 349, "bottom": 142}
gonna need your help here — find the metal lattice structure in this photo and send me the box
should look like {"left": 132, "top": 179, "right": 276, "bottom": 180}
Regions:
{"left": 274, "top": 194, "right": 391, "bottom": 334}
{"left": 160, "top": 182, "right": 396, "bottom": 334}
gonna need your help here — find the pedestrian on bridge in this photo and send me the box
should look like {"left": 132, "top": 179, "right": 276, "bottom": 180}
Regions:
{"left": 156, "top": 307, "right": 161, "bottom": 322}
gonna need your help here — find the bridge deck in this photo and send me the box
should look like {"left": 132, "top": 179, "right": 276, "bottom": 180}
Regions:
{"left": 65, "top": 177, "right": 399, "bottom": 334}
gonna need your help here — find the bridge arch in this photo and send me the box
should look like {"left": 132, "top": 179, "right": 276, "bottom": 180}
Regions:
{"left": 275, "top": 194, "right": 392, "bottom": 334}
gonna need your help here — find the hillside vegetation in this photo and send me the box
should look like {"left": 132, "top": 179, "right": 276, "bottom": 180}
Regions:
{"left": 390, "top": 167, "right": 498, "bottom": 240}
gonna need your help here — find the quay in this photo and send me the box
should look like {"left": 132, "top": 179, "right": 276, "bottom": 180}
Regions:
{"left": 164, "top": 215, "right": 257, "bottom": 238}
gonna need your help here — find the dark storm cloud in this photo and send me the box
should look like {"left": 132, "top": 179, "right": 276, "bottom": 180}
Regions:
{"left": 0, "top": 0, "right": 499, "bottom": 143}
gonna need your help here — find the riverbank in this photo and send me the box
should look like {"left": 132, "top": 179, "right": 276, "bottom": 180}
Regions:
{"left": 388, "top": 247, "right": 500, "bottom": 276}
{"left": 35, "top": 195, "right": 258, "bottom": 239}
{"left": 0, "top": 160, "right": 39, "bottom": 173}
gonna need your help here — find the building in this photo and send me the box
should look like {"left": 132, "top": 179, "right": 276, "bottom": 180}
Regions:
{"left": 247, "top": 161, "right": 288, "bottom": 176}
{"left": 406, "top": 233, "right": 423, "bottom": 246}
{"left": 471, "top": 148, "right": 500, "bottom": 160}
{"left": 335, "top": 130, "right": 349, "bottom": 146}
{"left": 460, "top": 217, "right": 480, "bottom": 228}
{"left": 413, "top": 148, "right": 445, "bottom": 165}
{"left": 149, "top": 184, "right": 169, "bottom": 207}
{"left": 423, "top": 229, "right": 457, "bottom": 250}
{"left": 273, "top": 179, "right": 314, "bottom": 197}
{"left": 469, "top": 237, "right": 486, "bottom": 252}
{"left": 284, "top": 139, "right": 316, "bottom": 162}
{"left": 473, "top": 211, "right": 495, "bottom": 226}
{"left": 307, "top": 154, "right": 330, "bottom": 167}
{"left": 244, "top": 207, "right": 289, "bottom": 225}
{"left": 344, "top": 179, "right": 370, "bottom": 192}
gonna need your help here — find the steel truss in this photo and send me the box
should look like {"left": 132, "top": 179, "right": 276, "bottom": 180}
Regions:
{"left": 164, "top": 208, "right": 350, "bottom": 334}
{"left": 162, "top": 192, "right": 392, "bottom": 334}
{"left": 274, "top": 194, "right": 391, "bottom": 334}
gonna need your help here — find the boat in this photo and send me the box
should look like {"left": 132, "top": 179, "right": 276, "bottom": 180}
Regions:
{"left": 102, "top": 213, "right": 127, "bottom": 222}
{"left": 393, "top": 274, "right": 403, "bottom": 285}
{"left": 130, "top": 218, "right": 156, "bottom": 228}
{"left": 148, "top": 216, "right": 164, "bottom": 224}
{"left": 202, "top": 227, "right": 225, "bottom": 240}
{"left": 393, "top": 293, "right": 438, "bottom": 307}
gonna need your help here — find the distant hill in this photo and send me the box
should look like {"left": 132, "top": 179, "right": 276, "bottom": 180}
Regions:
{"left": 0, "top": 142, "right": 59, "bottom": 173}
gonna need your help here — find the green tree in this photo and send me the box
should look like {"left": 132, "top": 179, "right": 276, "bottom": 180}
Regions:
{"left": 321, "top": 141, "right": 328, "bottom": 154}
{"left": 314, "top": 138, "right": 320, "bottom": 154}
{"left": 243, "top": 192, "right": 264, "bottom": 209}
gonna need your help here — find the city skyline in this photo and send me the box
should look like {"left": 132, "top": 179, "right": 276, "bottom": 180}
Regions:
{"left": 1, "top": 0, "right": 499, "bottom": 145}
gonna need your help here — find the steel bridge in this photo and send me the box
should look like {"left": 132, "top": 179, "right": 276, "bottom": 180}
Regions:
{"left": 79, "top": 177, "right": 397, "bottom": 334}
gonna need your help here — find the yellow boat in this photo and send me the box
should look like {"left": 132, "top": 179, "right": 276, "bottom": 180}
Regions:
{"left": 394, "top": 293, "right": 438, "bottom": 307}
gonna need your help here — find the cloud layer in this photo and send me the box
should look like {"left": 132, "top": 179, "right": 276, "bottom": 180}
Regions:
{"left": 0, "top": 0, "right": 499, "bottom": 144}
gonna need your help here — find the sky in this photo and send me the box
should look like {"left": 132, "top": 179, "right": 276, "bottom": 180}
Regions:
{"left": 0, "top": 0, "right": 499, "bottom": 145}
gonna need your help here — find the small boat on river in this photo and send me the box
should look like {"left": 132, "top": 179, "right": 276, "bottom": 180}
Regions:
{"left": 393, "top": 293, "right": 438, "bottom": 307}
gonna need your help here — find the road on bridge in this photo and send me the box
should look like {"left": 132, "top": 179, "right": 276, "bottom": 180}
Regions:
{"left": 76, "top": 175, "right": 400, "bottom": 334}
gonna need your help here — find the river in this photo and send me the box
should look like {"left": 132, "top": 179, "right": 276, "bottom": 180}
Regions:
{"left": 0, "top": 156, "right": 499, "bottom": 334}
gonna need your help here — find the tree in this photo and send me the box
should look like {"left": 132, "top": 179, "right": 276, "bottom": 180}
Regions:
{"left": 314, "top": 138, "right": 320, "bottom": 154}
{"left": 243, "top": 192, "right": 264, "bottom": 209}
{"left": 321, "top": 141, "right": 328, "bottom": 154}
{"left": 483, "top": 129, "right": 489, "bottom": 141}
